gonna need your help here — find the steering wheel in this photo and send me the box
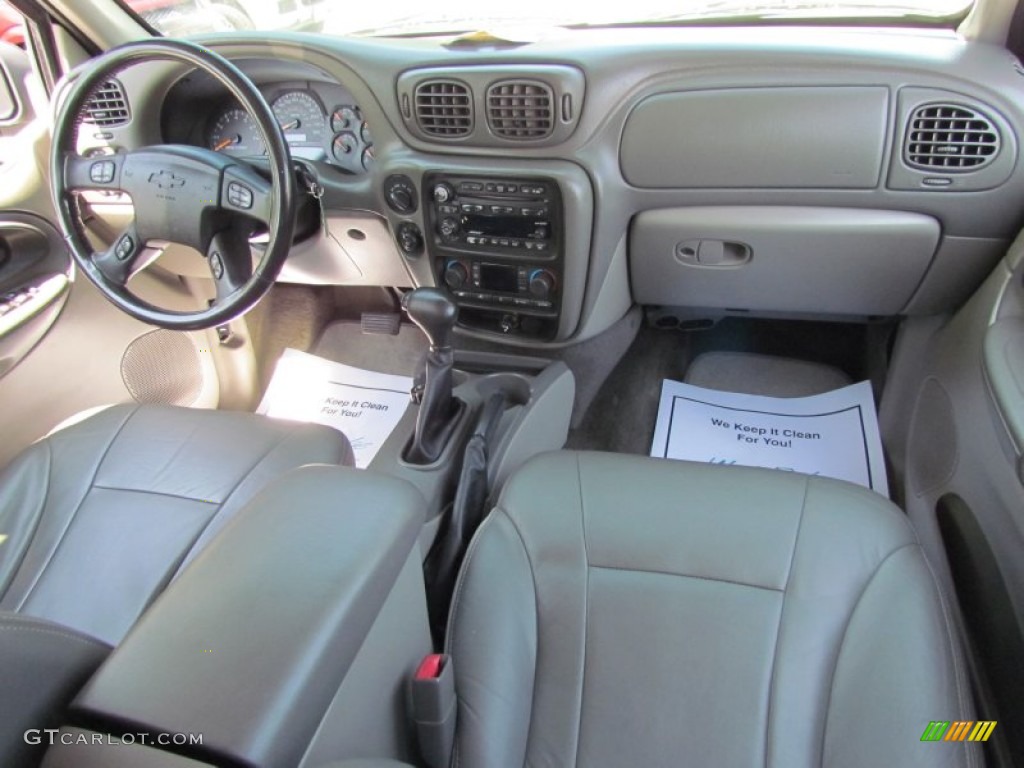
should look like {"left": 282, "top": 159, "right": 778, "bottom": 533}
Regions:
{"left": 50, "top": 39, "right": 296, "bottom": 331}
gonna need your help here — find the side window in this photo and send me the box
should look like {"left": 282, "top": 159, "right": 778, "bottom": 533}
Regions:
{"left": 0, "top": 1, "right": 24, "bottom": 49}
{"left": 0, "top": 2, "right": 31, "bottom": 139}
{"left": 0, "top": 1, "right": 50, "bottom": 208}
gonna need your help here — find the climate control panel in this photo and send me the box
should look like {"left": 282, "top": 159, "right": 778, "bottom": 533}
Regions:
{"left": 425, "top": 172, "right": 563, "bottom": 340}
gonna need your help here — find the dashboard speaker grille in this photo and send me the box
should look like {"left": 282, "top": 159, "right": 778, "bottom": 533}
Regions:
{"left": 414, "top": 80, "right": 472, "bottom": 137}
{"left": 80, "top": 79, "right": 130, "bottom": 127}
{"left": 905, "top": 104, "right": 999, "bottom": 171}
{"left": 486, "top": 80, "right": 554, "bottom": 139}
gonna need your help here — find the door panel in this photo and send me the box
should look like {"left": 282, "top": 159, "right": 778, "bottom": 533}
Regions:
{"left": 0, "top": 13, "right": 219, "bottom": 468}
{"left": 0, "top": 213, "right": 71, "bottom": 378}
{"left": 881, "top": 242, "right": 1024, "bottom": 766}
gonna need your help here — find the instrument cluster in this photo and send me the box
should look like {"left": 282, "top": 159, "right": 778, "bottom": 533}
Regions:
{"left": 204, "top": 84, "right": 374, "bottom": 174}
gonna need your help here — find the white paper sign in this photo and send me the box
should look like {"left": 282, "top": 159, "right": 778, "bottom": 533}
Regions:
{"left": 257, "top": 349, "right": 413, "bottom": 469}
{"left": 651, "top": 379, "right": 889, "bottom": 496}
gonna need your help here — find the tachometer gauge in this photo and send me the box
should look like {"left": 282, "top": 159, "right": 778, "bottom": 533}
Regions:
{"left": 208, "top": 108, "right": 265, "bottom": 156}
{"left": 271, "top": 91, "right": 326, "bottom": 149}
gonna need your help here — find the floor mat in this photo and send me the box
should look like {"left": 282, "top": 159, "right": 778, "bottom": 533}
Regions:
{"left": 651, "top": 379, "right": 888, "bottom": 495}
{"left": 685, "top": 351, "right": 851, "bottom": 397}
{"left": 257, "top": 348, "right": 413, "bottom": 468}
{"left": 566, "top": 327, "right": 691, "bottom": 455}
{"left": 314, "top": 320, "right": 426, "bottom": 376}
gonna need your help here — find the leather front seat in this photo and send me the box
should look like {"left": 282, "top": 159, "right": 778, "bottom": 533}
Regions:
{"left": 0, "top": 404, "right": 352, "bottom": 766}
{"left": 448, "top": 451, "right": 979, "bottom": 768}
{"left": 0, "top": 403, "right": 353, "bottom": 645}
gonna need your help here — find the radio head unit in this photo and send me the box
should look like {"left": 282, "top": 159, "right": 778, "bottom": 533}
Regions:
{"left": 424, "top": 173, "right": 564, "bottom": 340}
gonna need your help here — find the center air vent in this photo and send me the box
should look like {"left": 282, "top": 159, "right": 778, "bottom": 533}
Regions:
{"left": 414, "top": 80, "right": 472, "bottom": 138}
{"left": 487, "top": 80, "right": 554, "bottom": 140}
{"left": 905, "top": 104, "right": 999, "bottom": 171}
{"left": 80, "top": 79, "right": 130, "bottom": 127}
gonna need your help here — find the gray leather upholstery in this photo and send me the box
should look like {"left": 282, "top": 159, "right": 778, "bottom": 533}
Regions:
{"left": 0, "top": 404, "right": 353, "bottom": 645}
{"left": 448, "top": 451, "right": 979, "bottom": 768}
{"left": 71, "top": 465, "right": 429, "bottom": 768}
{"left": 0, "top": 613, "right": 111, "bottom": 766}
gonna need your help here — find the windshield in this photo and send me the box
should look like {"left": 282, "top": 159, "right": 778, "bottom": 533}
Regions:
{"left": 127, "top": 0, "right": 973, "bottom": 38}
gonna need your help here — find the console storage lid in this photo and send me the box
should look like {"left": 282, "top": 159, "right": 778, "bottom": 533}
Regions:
{"left": 65, "top": 465, "right": 428, "bottom": 767}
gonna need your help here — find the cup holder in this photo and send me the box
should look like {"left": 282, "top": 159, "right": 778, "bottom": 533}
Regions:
{"left": 475, "top": 372, "right": 531, "bottom": 407}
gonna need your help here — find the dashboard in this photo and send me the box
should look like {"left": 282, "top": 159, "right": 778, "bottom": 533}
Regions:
{"left": 87, "top": 27, "right": 1024, "bottom": 346}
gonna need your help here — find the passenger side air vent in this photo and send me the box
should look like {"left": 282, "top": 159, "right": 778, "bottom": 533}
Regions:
{"left": 486, "top": 80, "right": 554, "bottom": 140}
{"left": 414, "top": 80, "right": 472, "bottom": 138}
{"left": 904, "top": 104, "right": 999, "bottom": 171}
{"left": 80, "top": 79, "right": 130, "bottom": 127}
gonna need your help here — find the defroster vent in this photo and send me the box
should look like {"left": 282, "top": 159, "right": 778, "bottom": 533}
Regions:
{"left": 414, "top": 80, "right": 472, "bottom": 138}
{"left": 80, "top": 79, "right": 130, "bottom": 127}
{"left": 905, "top": 104, "right": 999, "bottom": 171}
{"left": 487, "top": 80, "right": 554, "bottom": 139}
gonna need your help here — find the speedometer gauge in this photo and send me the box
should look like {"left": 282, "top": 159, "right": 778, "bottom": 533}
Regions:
{"left": 208, "top": 108, "right": 265, "bottom": 156}
{"left": 271, "top": 91, "right": 326, "bottom": 149}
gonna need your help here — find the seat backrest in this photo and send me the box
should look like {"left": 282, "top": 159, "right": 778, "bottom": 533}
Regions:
{"left": 448, "top": 451, "right": 980, "bottom": 768}
{"left": 0, "top": 404, "right": 352, "bottom": 645}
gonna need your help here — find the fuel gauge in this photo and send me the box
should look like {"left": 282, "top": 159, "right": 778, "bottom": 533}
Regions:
{"left": 331, "top": 106, "right": 359, "bottom": 133}
{"left": 361, "top": 145, "right": 375, "bottom": 171}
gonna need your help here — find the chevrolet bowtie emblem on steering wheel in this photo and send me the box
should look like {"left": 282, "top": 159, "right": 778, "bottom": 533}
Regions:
{"left": 147, "top": 170, "right": 186, "bottom": 189}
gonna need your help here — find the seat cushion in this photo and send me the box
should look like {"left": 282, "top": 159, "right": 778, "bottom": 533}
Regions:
{"left": 448, "top": 451, "right": 979, "bottom": 768}
{"left": 0, "top": 404, "right": 353, "bottom": 644}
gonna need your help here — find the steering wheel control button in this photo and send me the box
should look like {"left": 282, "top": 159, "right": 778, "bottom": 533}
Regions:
{"left": 114, "top": 235, "right": 134, "bottom": 261}
{"left": 210, "top": 251, "right": 225, "bottom": 280}
{"left": 226, "top": 181, "right": 253, "bottom": 209}
{"left": 89, "top": 160, "right": 116, "bottom": 184}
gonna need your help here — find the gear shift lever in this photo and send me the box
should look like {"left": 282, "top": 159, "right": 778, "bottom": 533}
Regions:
{"left": 403, "top": 288, "right": 462, "bottom": 464}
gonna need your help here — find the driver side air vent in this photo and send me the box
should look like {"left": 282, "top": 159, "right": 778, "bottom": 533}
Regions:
{"left": 80, "top": 79, "right": 130, "bottom": 127}
{"left": 414, "top": 80, "right": 472, "bottom": 138}
{"left": 904, "top": 104, "right": 999, "bottom": 171}
{"left": 486, "top": 80, "right": 554, "bottom": 139}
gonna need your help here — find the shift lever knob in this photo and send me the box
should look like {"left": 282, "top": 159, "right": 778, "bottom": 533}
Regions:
{"left": 403, "top": 288, "right": 458, "bottom": 351}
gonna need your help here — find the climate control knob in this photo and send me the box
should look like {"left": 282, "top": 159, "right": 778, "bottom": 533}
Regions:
{"left": 443, "top": 260, "right": 469, "bottom": 290}
{"left": 528, "top": 269, "right": 556, "bottom": 300}
{"left": 439, "top": 216, "right": 460, "bottom": 239}
{"left": 433, "top": 183, "right": 454, "bottom": 204}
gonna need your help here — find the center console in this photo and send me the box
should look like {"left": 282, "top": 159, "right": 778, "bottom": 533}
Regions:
{"left": 423, "top": 172, "right": 563, "bottom": 340}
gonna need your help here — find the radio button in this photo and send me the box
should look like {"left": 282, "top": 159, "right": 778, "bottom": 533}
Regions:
{"left": 485, "top": 183, "right": 496, "bottom": 192}
{"left": 439, "top": 217, "right": 460, "bottom": 239}
{"left": 505, "top": 183, "right": 518, "bottom": 193}
{"left": 509, "top": 239, "right": 522, "bottom": 248}
{"left": 432, "top": 183, "right": 455, "bottom": 204}
{"left": 489, "top": 205, "right": 503, "bottom": 214}
{"left": 495, "top": 184, "right": 506, "bottom": 193}
{"left": 534, "top": 242, "right": 548, "bottom": 252}
{"left": 460, "top": 182, "right": 483, "bottom": 192}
